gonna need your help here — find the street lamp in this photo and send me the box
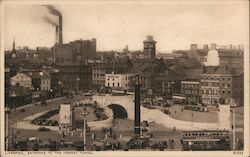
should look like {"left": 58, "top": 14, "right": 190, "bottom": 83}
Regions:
{"left": 80, "top": 108, "right": 89, "bottom": 151}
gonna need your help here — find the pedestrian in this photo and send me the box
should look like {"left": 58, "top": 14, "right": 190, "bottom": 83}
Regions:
{"left": 173, "top": 126, "right": 176, "bottom": 132}
{"left": 192, "top": 113, "right": 194, "bottom": 117}
{"left": 175, "top": 110, "right": 177, "bottom": 114}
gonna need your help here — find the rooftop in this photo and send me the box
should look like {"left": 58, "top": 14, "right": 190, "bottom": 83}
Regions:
{"left": 202, "top": 65, "right": 243, "bottom": 75}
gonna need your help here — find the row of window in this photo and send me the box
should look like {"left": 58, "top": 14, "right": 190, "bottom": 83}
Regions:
{"left": 182, "top": 84, "right": 199, "bottom": 88}
{"left": 41, "top": 80, "right": 50, "bottom": 84}
{"left": 92, "top": 69, "right": 105, "bottom": 72}
{"left": 201, "top": 76, "right": 232, "bottom": 81}
{"left": 93, "top": 74, "right": 105, "bottom": 78}
{"left": 107, "top": 82, "right": 128, "bottom": 87}
{"left": 201, "top": 82, "right": 231, "bottom": 88}
{"left": 201, "top": 89, "right": 231, "bottom": 95}
{"left": 181, "top": 90, "right": 199, "bottom": 94}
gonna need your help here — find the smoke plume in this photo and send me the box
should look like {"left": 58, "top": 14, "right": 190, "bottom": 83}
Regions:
{"left": 43, "top": 16, "right": 58, "bottom": 26}
{"left": 46, "top": 5, "right": 62, "bottom": 17}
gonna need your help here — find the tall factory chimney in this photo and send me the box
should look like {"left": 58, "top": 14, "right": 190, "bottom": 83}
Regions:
{"left": 45, "top": 5, "right": 63, "bottom": 45}
{"left": 59, "top": 15, "right": 63, "bottom": 45}
{"left": 55, "top": 26, "right": 59, "bottom": 45}
{"left": 134, "top": 75, "right": 141, "bottom": 135}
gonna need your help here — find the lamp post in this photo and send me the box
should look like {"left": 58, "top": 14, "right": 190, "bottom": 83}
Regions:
{"left": 80, "top": 108, "right": 89, "bottom": 151}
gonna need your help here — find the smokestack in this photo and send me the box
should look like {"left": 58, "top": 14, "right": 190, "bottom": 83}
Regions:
{"left": 59, "top": 15, "right": 63, "bottom": 45}
{"left": 55, "top": 26, "right": 59, "bottom": 45}
{"left": 134, "top": 75, "right": 141, "bottom": 135}
{"left": 45, "top": 5, "right": 63, "bottom": 45}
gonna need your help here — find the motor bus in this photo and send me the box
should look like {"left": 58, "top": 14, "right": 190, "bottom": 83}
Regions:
{"left": 181, "top": 130, "right": 230, "bottom": 151}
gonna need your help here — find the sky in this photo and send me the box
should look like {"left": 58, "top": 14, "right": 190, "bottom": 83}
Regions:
{"left": 4, "top": 1, "right": 249, "bottom": 52}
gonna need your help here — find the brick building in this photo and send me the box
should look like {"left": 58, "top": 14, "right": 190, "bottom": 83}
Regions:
{"left": 181, "top": 80, "right": 200, "bottom": 103}
{"left": 200, "top": 66, "right": 243, "bottom": 106}
{"left": 54, "top": 62, "right": 92, "bottom": 93}
{"left": 53, "top": 39, "right": 97, "bottom": 64}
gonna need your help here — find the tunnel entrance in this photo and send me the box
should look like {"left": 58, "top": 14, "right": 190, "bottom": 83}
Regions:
{"left": 107, "top": 104, "right": 128, "bottom": 119}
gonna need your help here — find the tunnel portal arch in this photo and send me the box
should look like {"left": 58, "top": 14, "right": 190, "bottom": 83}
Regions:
{"left": 107, "top": 104, "right": 128, "bottom": 119}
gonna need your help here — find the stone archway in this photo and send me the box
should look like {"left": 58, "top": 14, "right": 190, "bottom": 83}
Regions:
{"left": 107, "top": 104, "right": 128, "bottom": 119}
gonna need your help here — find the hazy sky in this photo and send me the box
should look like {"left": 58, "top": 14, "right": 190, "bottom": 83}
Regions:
{"left": 4, "top": 1, "right": 249, "bottom": 52}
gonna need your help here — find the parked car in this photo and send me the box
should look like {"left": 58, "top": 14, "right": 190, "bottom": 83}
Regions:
{"left": 38, "top": 127, "right": 51, "bottom": 132}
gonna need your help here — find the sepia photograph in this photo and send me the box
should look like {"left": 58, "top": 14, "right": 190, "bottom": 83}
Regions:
{"left": 0, "top": 0, "right": 249, "bottom": 156}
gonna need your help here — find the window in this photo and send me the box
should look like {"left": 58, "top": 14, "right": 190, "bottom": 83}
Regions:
{"left": 228, "top": 83, "right": 230, "bottom": 87}
{"left": 108, "top": 83, "right": 110, "bottom": 87}
{"left": 228, "top": 90, "right": 231, "bottom": 95}
{"left": 113, "top": 83, "right": 115, "bottom": 87}
{"left": 228, "top": 78, "right": 231, "bottom": 81}
{"left": 222, "top": 90, "right": 225, "bottom": 94}
{"left": 118, "top": 83, "right": 120, "bottom": 87}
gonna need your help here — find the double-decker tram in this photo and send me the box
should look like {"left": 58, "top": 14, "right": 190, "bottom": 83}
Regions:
{"left": 181, "top": 130, "right": 230, "bottom": 151}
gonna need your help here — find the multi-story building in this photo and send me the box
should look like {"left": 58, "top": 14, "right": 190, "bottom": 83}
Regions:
{"left": 54, "top": 62, "right": 92, "bottom": 93}
{"left": 10, "top": 73, "right": 32, "bottom": 88}
{"left": 127, "top": 59, "right": 186, "bottom": 97}
{"left": 181, "top": 80, "right": 200, "bottom": 103}
{"left": 53, "top": 38, "right": 97, "bottom": 64}
{"left": 218, "top": 46, "right": 244, "bottom": 69}
{"left": 40, "top": 72, "right": 51, "bottom": 91}
{"left": 200, "top": 66, "right": 243, "bottom": 106}
{"left": 92, "top": 57, "right": 133, "bottom": 88}
{"left": 105, "top": 72, "right": 134, "bottom": 90}
{"left": 178, "top": 43, "right": 243, "bottom": 68}
{"left": 92, "top": 64, "right": 110, "bottom": 87}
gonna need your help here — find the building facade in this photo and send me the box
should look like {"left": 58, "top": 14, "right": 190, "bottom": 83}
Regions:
{"left": 53, "top": 38, "right": 97, "bottom": 64}
{"left": 10, "top": 73, "right": 32, "bottom": 88}
{"left": 200, "top": 66, "right": 243, "bottom": 106}
{"left": 105, "top": 72, "right": 134, "bottom": 90}
{"left": 55, "top": 62, "right": 92, "bottom": 93}
{"left": 40, "top": 72, "right": 51, "bottom": 91}
{"left": 92, "top": 57, "right": 133, "bottom": 88}
{"left": 181, "top": 80, "right": 200, "bottom": 103}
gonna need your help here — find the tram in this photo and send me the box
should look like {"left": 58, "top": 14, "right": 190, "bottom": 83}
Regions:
{"left": 181, "top": 130, "right": 230, "bottom": 151}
